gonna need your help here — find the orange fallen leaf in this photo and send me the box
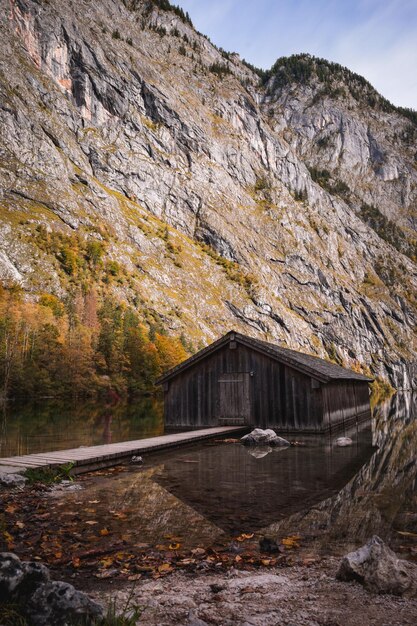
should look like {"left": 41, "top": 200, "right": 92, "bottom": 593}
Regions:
{"left": 100, "top": 528, "right": 110, "bottom": 536}
{"left": 72, "top": 556, "right": 81, "bottom": 568}
{"left": 281, "top": 535, "right": 301, "bottom": 549}
{"left": 158, "top": 563, "right": 173, "bottom": 573}
{"left": 5, "top": 504, "right": 17, "bottom": 514}
{"left": 100, "top": 557, "right": 114, "bottom": 568}
{"left": 236, "top": 533, "right": 254, "bottom": 542}
{"left": 169, "top": 542, "right": 181, "bottom": 550}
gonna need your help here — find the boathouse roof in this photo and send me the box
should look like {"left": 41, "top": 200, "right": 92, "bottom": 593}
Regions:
{"left": 158, "top": 330, "right": 373, "bottom": 385}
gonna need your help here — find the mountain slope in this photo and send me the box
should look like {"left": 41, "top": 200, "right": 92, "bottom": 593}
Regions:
{"left": 1, "top": 0, "right": 416, "bottom": 388}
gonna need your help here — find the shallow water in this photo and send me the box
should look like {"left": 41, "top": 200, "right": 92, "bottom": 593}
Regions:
{"left": 3, "top": 393, "right": 417, "bottom": 559}
{"left": 0, "top": 397, "right": 163, "bottom": 457}
{"left": 48, "top": 393, "right": 417, "bottom": 559}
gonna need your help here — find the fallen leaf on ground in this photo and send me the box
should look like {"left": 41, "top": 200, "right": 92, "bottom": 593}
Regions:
{"left": 113, "top": 512, "right": 128, "bottom": 520}
{"left": 158, "top": 563, "right": 173, "bottom": 573}
{"left": 3, "top": 531, "right": 14, "bottom": 548}
{"left": 281, "top": 535, "right": 301, "bottom": 548}
{"left": 95, "top": 570, "right": 113, "bottom": 579}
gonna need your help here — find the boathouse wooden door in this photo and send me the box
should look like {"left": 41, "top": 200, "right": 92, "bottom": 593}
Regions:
{"left": 218, "top": 372, "right": 251, "bottom": 425}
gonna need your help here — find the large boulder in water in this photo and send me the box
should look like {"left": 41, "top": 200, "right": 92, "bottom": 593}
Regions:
{"left": 241, "top": 428, "right": 290, "bottom": 447}
{"left": 337, "top": 536, "right": 417, "bottom": 597}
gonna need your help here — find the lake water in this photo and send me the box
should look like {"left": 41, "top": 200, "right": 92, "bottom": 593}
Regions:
{"left": 0, "top": 396, "right": 164, "bottom": 457}
{"left": 2, "top": 393, "right": 416, "bottom": 560}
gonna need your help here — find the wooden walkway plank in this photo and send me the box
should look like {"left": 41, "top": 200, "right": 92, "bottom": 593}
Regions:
{"left": 0, "top": 426, "right": 247, "bottom": 474}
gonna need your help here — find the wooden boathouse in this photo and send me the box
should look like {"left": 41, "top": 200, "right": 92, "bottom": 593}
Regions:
{"left": 158, "top": 331, "right": 372, "bottom": 433}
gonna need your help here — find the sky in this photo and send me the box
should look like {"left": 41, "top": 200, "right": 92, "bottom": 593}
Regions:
{"left": 175, "top": 0, "right": 417, "bottom": 109}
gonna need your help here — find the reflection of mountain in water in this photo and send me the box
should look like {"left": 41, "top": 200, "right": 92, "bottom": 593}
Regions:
{"left": 156, "top": 424, "right": 374, "bottom": 533}
{"left": 263, "top": 393, "right": 417, "bottom": 556}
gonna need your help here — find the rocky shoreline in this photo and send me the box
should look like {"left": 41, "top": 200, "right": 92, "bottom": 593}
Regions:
{"left": 93, "top": 558, "right": 417, "bottom": 626}
{"left": 2, "top": 537, "right": 417, "bottom": 625}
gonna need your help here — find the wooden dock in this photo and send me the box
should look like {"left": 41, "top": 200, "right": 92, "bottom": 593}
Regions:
{"left": 0, "top": 426, "right": 247, "bottom": 475}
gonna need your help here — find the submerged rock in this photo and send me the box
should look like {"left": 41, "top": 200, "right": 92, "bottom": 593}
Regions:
{"left": 0, "top": 553, "right": 104, "bottom": 624}
{"left": 336, "top": 437, "right": 353, "bottom": 447}
{"left": 241, "top": 428, "right": 290, "bottom": 447}
{"left": 246, "top": 446, "right": 273, "bottom": 459}
{"left": 337, "top": 536, "right": 417, "bottom": 597}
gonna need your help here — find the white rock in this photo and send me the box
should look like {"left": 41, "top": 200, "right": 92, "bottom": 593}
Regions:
{"left": 241, "top": 429, "right": 290, "bottom": 447}
{"left": 337, "top": 536, "right": 417, "bottom": 596}
{"left": 0, "top": 473, "right": 27, "bottom": 487}
{"left": 336, "top": 437, "right": 353, "bottom": 447}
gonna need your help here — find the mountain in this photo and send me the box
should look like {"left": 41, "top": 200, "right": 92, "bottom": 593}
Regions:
{"left": 1, "top": 0, "right": 416, "bottom": 390}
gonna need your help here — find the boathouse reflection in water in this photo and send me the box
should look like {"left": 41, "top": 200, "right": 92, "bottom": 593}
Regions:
{"left": 156, "top": 420, "right": 374, "bottom": 533}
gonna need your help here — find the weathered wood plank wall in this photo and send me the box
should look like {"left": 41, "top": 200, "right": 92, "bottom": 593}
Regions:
{"left": 322, "top": 381, "right": 370, "bottom": 429}
{"left": 164, "top": 343, "right": 327, "bottom": 431}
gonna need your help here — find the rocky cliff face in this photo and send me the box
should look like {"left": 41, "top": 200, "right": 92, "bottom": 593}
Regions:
{"left": 1, "top": 0, "right": 416, "bottom": 387}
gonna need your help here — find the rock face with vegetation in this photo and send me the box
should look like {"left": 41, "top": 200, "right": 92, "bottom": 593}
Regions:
{"left": 1, "top": 0, "right": 416, "bottom": 395}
